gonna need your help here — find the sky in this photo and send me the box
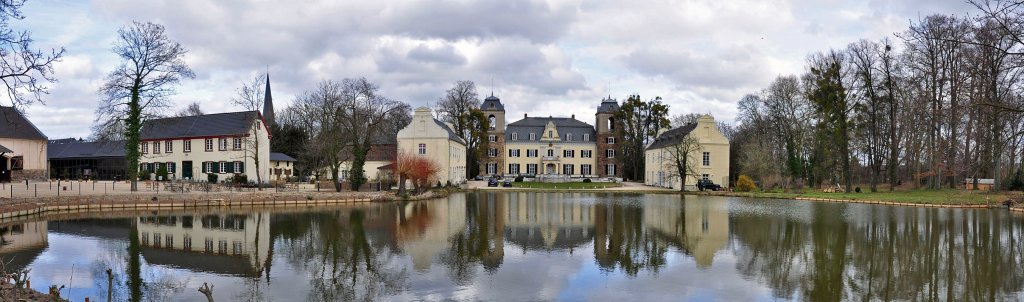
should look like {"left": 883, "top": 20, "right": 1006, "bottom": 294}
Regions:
{"left": 15, "top": 0, "right": 976, "bottom": 139}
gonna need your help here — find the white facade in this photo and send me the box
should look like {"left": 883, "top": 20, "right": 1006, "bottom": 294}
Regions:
{"left": 397, "top": 107, "right": 467, "bottom": 185}
{"left": 644, "top": 115, "right": 730, "bottom": 190}
{"left": 139, "top": 117, "right": 271, "bottom": 183}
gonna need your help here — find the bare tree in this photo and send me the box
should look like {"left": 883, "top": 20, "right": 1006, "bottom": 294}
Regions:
{"left": 0, "top": 0, "right": 64, "bottom": 109}
{"left": 96, "top": 21, "right": 194, "bottom": 191}
{"left": 435, "top": 80, "right": 486, "bottom": 178}
{"left": 292, "top": 80, "right": 348, "bottom": 191}
{"left": 337, "top": 78, "right": 406, "bottom": 191}
{"left": 660, "top": 134, "right": 703, "bottom": 191}
{"left": 174, "top": 101, "right": 204, "bottom": 117}
{"left": 231, "top": 74, "right": 269, "bottom": 186}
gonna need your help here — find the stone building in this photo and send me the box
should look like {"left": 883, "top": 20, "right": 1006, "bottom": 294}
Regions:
{"left": 0, "top": 106, "right": 47, "bottom": 181}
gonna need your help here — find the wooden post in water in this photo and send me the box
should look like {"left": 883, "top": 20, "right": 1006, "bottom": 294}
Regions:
{"left": 106, "top": 268, "right": 113, "bottom": 302}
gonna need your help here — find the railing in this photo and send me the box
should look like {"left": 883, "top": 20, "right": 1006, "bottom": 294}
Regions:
{"left": 541, "top": 156, "right": 560, "bottom": 161}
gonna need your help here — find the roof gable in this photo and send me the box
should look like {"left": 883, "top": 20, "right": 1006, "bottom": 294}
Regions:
{"left": 0, "top": 106, "right": 47, "bottom": 140}
{"left": 646, "top": 123, "right": 698, "bottom": 150}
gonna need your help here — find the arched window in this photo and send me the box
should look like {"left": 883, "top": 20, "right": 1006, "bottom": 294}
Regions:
{"left": 608, "top": 117, "right": 615, "bottom": 131}
{"left": 488, "top": 115, "right": 496, "bottom": 130}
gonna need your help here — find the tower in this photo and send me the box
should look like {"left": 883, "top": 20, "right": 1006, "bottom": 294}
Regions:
{"left": 480, "top": 93, "right": 505, "bottom": 176}
{"left": 595, "top": 96, "right": 622, "bottom": 178}
{"left": 263, "top": 72, "right": 275, "bottom": 126}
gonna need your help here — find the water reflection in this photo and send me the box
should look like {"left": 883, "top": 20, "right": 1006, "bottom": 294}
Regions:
{"left": 0, "top": 193, "right": 1021, "bottom": 301}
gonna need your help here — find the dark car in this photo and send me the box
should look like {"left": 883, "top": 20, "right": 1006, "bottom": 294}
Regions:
{"left": 502, "top": 179, "right": 513, "bottom": 187}
{"left": 697, "top": 179, "right": 721, "bottom": 191}
{"left": 474, "top": 175, "right": 484, "bottom": 181}
{"left": 487, "top": 178, "right": 499, "bottom": 187}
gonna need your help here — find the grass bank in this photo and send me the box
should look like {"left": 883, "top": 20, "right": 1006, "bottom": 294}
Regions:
{"left": 511, "top": 182, "right": 622, "bottom": 190}
{"left": 696, "top": 189, "right": 1011, "bottom": 206}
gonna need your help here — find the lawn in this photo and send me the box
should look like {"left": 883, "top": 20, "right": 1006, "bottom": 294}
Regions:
{"left": 722, "top": 189, "right": 1010, "bottom": 205}
{"left": 511, "top": 181, "right": 622, "bottom": 189}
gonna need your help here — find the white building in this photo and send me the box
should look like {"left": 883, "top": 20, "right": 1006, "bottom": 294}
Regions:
{"left": 644, "top": 115, "right": 730, "bottom": 190}
{"left": 139, "top": 111, "right": 271, "bottom": 183}
{"left": 397, "top": 107, "right": 468, "bottom": 185}
{"left": 0, "top": 106, "right": 48, "bottom": 181}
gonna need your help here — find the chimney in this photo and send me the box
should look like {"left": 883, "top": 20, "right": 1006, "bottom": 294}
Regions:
{"left": 524, "top": 113, "right": 528, "bottom": 118}
{"left": 571, "top": 114, "right": 575, "bottom": 119}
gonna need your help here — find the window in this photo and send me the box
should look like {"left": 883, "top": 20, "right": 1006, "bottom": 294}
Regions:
{"left": 153, "top": 233, "right": 161, "bottom": 248}
{"left": 418, "top": 143, "right": 426, "bottom": 155}
{"left": 511, "top": 133, "right": 518, "bottom": 141}
{"left": 562, "top": 164, "right": 574, "bottom": 175}
{"left": 582, "top": 150, "right": 592, "bottom": 158}
{"left": 488, "top": 115, "right": 496, "bottom": 130}
{"left": 486, "top": 163, "right": 497, "bottom": 174}
{"left": 547, "top": 149, "right": 554, "bottom": 157}
{"left": 141, "top": 142, "right": 148, "bottom": 154}
{"left": 509, "top": 149, "right": 520, "bottom": 157}
{"left": 606, "top": 149, "right": 615, "bottom": 158}
{"left": 583, "top": 134, "right": 590, "bottom": 141}
{"left": 608, "top": 117, "right": 615, "bottom": 131}
{"left": 341, "top": 170, "right": 350, "bottom": 180}
{"left": 184, "top": 140, "right": 191, "bottom": 152}
{"left": 204, "top": 162, "right": 213, "bottom": 174}
{"left": 607, "top": 137, "right": 615, "bottom": 144}
{"left": 703, "top": 152, "right": 710, "bottom": 166}
{"left": 205, "top": 238, "right": 214, "bottom": 253}
{"left": 581, "top": 164, "right": 592, "bottom": 175}
{"left": 529, "top": 133, "right": 536, "bottom": 140}
{"left": 527, "top": 149, "right": 537, "bottom": 157}
{"left": 256, "top": 121, "right": 261, "bottom": 130}
{"left": 488, "top": 135, "right": 496, "bottom": 142}
{"left": 563, "top": 150, "right": 575, "bottom": 158}
{"left": 165, "top": 234, "right": 173, "bottom": 248}
{"left": 566, "top": 133, "right": 573, "bottom": 141}
{"left": 10, "top": 156, "right": 22, "bottom": 170}
{"left": 548, "top": 130, "right": 553, "bottom": 138}
{"left": 488, "top": 148, "right": 497, "bottom": 157}
{"left": 606, "top": 164, "right": 616, "bottom": 175}
{"left": 152, "top": 142, "right": 160, "bottom": 154}
{"left": 702, "top": 174, "right": 710, "bottom": 181}
{"left": 509, "top": 164, "right": 521, "bottom": 174}
{"left": 233, "top": 241, "right": 243, "bottom": 255}
{"left": 219, "top": 138, "right": 228, "bottom": 151}
{"left": 218, "top": 240, "right": 228, "bottom": 254}
{"left": 183, "top": 235, "right": 192, "bottom": 250}
{"left": 234, "top": 161, "right": 242, "bottom": 173}
{"left": 219, "top": 161, "right": 227, "bottom": 173}
{"left": 166, "top": 162, "right": 175, "bottom": 173}
{"left": 527, "top": 164, "right": 538, "bottom": 174}
{"left": 233, "top": 137, "right": 242, "bottom": 150}
{"left": 205, "top": 138, "right": 213, "bottom": 151}
{"left": 165, "top": 140, "right": 173, "bottom": 153}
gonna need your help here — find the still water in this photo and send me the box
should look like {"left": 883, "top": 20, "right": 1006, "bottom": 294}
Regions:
{"left": 1, "top": 192, "right": 1023, "bottom": 301}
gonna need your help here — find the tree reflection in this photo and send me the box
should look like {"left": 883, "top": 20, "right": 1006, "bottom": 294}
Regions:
{"left": 440, "top": 192, "right": 505, "bottom": 283}
{"left": 593, "top": 202, "right": 668, "bottom": 276}
{"left": 732, "top": 202, "right": 1024, "bottom": 301}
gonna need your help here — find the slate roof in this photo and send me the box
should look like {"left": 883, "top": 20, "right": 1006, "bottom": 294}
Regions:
{"left": 0, "top": 106, "right": 47, "bottom": 140}
{"left": 505, "top": 117, "right": 595, "bottom": 142}
{"left": 646, "top": 123, "right": 698, "bottom": 150}
{"left": 269, "top": 152, "right": 296, "bottom": 162}
{"left": 0, "top": 143, "right": 12, "bottom": 153}
{"left": 596, "top": 97, "right": 619, "bottom": 114}
{"left": 48, "top": 139, "right": 126, "bottom": 159}
{"left": 435, "top": 119, "right": 467, "bottom": 145}
{"left": 482, "top": 95, "right": 504, "bottom": 111}
{"left": 140, "top": 111, "right": 261, "bottom": 140}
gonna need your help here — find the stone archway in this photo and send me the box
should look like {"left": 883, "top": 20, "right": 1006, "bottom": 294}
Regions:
{"left": 545, "top": 163, "right": 556, "bottom": 175}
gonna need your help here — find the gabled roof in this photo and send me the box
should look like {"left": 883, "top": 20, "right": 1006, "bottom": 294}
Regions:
{"left": 48, "top": 139, "right": 126, "bottom": 159}
{"left": 0, "top": 106, "right": 47, "bottom": 140}
{"left": 434, "top": 119, "right": 467, "bottom": 145}
{"left": 0, "top": 143, "right": 12, "bottom": 153}
{"left": 646, "top": 123, "right": 698, "bottom": 150}
{"left": 269, "top": 152, "right": 296, "bottom": 162}
{"left": 140, "top": 111, "right": 261, "bottom": 140}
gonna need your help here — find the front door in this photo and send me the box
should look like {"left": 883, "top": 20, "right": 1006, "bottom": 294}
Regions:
{"left": 546, "top": 164, "right": 555, "bottom": 175}
{"left": 0, "top": 156, "right": 8, "bottom": 182}
{"left": 182, "top": 161, "right": 193, "bottom": 179}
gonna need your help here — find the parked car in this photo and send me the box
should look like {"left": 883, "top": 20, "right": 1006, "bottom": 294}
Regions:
{"left": 473, "top": 175, "right": 484, "bottom": 181}
{"left": 697, "top": 179, "right": 721, "bottom": 191}
{"left": 487, "top": 178, "right": 499, "bottom": 187}
{"left": 502, "top": 179, "right": 513, "bottom": 187}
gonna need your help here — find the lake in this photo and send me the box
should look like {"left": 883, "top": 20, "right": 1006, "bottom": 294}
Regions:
{"left": 1, "top": 192, "right": 1023, "bottom": 301}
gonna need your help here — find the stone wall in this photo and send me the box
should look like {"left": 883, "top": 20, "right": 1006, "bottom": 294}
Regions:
{"left": 12, "top": 169, "right": 46, "bottom": 181}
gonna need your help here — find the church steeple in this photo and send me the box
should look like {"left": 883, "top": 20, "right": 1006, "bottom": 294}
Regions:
{"left": 263, "top": 72, "right": 275, "bottom": 125}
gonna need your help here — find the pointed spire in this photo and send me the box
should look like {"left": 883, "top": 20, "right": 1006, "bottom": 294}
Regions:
{"left": 263, "top": 71, "right": 275, "bottom": 125}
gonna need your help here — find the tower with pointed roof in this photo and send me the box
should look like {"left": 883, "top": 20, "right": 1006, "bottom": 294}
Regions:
{"left": 480, "top": 93, "right": 505, "bottom": 176}
{"left": 263, "top": 73, "right": 275, "bottom": 126}
{"left": 595, "top": 96, "right": 622, "bottom": 178}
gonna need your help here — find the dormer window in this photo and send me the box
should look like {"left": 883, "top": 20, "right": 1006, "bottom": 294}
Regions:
{"left": 529, "top": 133, "right": 536, "bottom": 140}
{"left": 511, "top": 133, "right": 518, "bottom": 141}
{"left": 566, "top": 133, "right": 573, "bottom": 141}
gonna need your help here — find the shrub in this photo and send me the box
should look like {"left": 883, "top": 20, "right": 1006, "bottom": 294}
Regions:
{"left": 583, "top": 178, "right": 592, "bottom": 183}
{"left": 207, "top": 173, "right": 218, "bottom": 183}
{"left": 156, "top": 165, "right": 168, "bottom": 181}
{"left": 736, "top": 175, "right": 757, "bottom": 192}
{"left": 233, "top": 174, "right": 248, "bottom": 184}
{"left": 139, "top": 172, "right": 150, "bottom": 181}
{"left": 514, "top": 176, "right": 524, "bottom": 182}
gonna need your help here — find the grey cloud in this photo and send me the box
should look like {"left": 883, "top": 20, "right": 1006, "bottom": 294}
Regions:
{"left": 378, "top": 0, "right": 576, "bottom": 43}
{"left": 407, "top": 44, "right": 466, "bottom": 66}
{"left": 623, "top": 47, "right": 765, "bottom": 90}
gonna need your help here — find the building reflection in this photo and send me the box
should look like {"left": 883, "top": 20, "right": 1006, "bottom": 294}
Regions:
{"left": 136, "top": 213, "right": 271, "bottom": 277}
{"left": 642, "top": 195, "right": 729, "bottom": 268}
{"left": 396, "top": 194, "right": 467, "bottom": 271}
{"left": 0, "top": 221, "right": 48, "bottom": 272}
{"left": 505, "top": 192, "right": 594, "bottom": 251}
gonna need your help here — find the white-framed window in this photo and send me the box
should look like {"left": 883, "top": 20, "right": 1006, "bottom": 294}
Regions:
{"left": 341, "top": 170, "right": 350, "bottom": 179}
{"left": 606, "top": 164, "right": 616, "bottom": 175}
{"left": 566, "top": 133, "right": 573, "bottom": 141}
{"left": 488, "top": 148, "right": 498, "bottom": 157}
{"left": 582, "top": 150, "right": 592, "bottom": 158}
{"left": 703, "top": 152, "right": 710, "bottom": 166}
{"left": 165, "top": 140, "right": 173, "bottom": 153}
{"left": 702, "top": 174, "right": 710, "bottom": 180}
{"left": 418, "top": 143, "right": 426, "bottom": 155}
{"left": 486, "top": 163, "right": 497, "bottom": 174}
{"left": 184, "top": 140, "right": 191, "bottom": 152}
{"left": 166, "top": 162, "right": 175, "bottom": 173}
{"left": 141, "top": 142, "right": 148, "bottom": 154}
{"left": 488, "top": 135, "right": 497, "bottom": 142}
{"left": 205, "top": 138, "right": 213, "bottom": 151}
{"left": 234, "top": 161, "right": 242, "bottom": 173}
{"left": 607, "top": 137, "right": 615, "bottom": 144}
{"left": 583, "top": 134, "right": 590, "bottom": 141}
{"left": 511, "top": 133, "right": 518, "bottom": 141}
{"left": 563, "top": 150, "right": 575, "bottom": 158}
{"left": 233, "top": 137, "right": 242, "bottom": 150}
{"left": 581, "top": 164, "right": 592, "bottom": 175}
{"left": 219, "top": 161, "right": 227, "bottom": 173}
{"left": 526, "top": 164, "right": 537, "bottom": 174}
{"left": 529, "top": 133, "right": 536, "bottom": 140}
{"left": 204, "top": 161, "right": 213, "bottom": 173}
{"left": 606, "top": 149, "right": 615, "bottom": 158}
{"left": 510, "top": 149, "right": 520, "bottom": 157}
{"left": 152, "top": 141, "right": 160, "bottom": 154}
{"left": 527, "top": 149, "right": 537, "bottom": 157}
{"left": 562, "top": 164, "right": 574, "bottom": 175}
{"left": 219, "top": 138, "right": 228, "bottom": 151}
{"left": 509, "top": 164, "right": 521, "bottom": 174}
{"left": 548, "top": 130, "right": 553, "bottom": 138}
{"left": 547, "top": 149, "right": 554, "bottom": 157}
